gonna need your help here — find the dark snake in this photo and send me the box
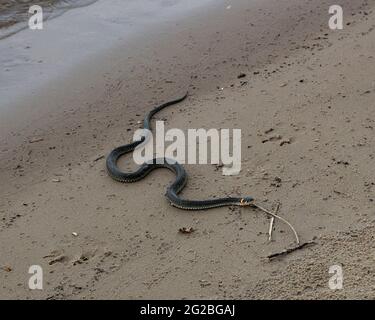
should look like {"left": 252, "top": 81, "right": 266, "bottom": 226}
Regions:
{"left": 106, "top": 92, "right": 255, "bottom": 210}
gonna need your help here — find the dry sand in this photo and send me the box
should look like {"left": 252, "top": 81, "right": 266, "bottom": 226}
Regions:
{"left": 1, "top": 0, "right": 375, "bottom": 299}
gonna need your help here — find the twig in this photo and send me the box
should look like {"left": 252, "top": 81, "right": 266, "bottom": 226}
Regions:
{"left": 93, "top": 155, "right": 105, "bottom": 162}
{"left": 268, "top": 203, "right": 279, "bottom": 242}
{"left": 267, "top": 241, "right": 316, "bottom": 260}
{"left": 268, "top": 217, "right": 275, "bottom": 242}
{"left": 252, "top": 202, "right": 300, "bottom": 245}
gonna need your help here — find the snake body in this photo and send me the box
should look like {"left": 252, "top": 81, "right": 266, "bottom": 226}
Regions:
{"left": 106, "top": 93, "right": 254, "bottom": 210}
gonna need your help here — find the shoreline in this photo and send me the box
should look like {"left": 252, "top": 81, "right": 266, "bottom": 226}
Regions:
{"left": 0, "top": 0, "right": 98, "bottom": 40}
{"left": 1, "top": 0, "right": 375, "bottom": 299}
{"left": 0, "top": 0, "right": 218, "bottom": 113}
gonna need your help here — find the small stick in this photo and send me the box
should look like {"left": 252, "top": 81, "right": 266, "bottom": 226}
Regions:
{"left": 93, "top": 155, "right": 105, "bottom": 162}
{"left": 268, "top": 203, "right": 279, "bottom": 242}
{"left": 252, "top": 202, "right": 300, "bottom": 245}
{"left": 267, "top": 241, "right": 316, "bottom": 260}
{"left": 268, "top": 217, "right": 274, "bottom": 242}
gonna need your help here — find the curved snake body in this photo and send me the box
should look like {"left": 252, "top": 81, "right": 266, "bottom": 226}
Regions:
{"left": 106, "top": 93, "right": 254, "bottom": 210}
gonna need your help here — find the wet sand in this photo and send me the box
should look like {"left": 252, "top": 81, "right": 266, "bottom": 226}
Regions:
{"left": 1, "top": 0, "right": 375, "bottom": 299}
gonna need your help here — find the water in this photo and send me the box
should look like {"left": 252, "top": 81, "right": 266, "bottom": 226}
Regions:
{"left": 0, "top": 0, "right": 219, "bottom": 40}
{"left": 0, "top": 0, "right": 219, "bottom": 109}
{"left": 0, "top": 0, "right": 98, "bottom": 39}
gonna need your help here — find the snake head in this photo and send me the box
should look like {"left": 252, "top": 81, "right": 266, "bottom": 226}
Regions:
{"left": 240, "top": 197, "right": 254, "bottom": 206}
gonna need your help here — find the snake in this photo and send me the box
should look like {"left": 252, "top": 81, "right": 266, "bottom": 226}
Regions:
{"left": 106, "top": 92, "right": 255, "bottom": 210}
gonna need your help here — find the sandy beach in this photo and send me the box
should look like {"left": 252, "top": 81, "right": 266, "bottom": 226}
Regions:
{"left": 1, "top": 0, "right": 375, "bottom": 299}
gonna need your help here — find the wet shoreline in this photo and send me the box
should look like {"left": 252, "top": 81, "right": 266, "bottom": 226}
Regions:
{"left": 0, "top": 0, "right": 97, "bottom": 39}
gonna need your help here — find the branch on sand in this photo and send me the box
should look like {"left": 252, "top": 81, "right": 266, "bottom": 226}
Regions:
{"left": 267, "top": 202, "right": 280, "bottom": 242}
{"left": 252, "top": 202, "right": 300, "bottom": 245}
{"left": 267, "top": 241, "right": 317, "bottom": 260}
{"left": 250, "top": 201, "right": 316, "bottom": 260}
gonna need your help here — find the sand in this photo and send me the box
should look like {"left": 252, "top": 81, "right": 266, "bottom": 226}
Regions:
{"left": 1, "top": 0, "right": 375, "bottom": 299}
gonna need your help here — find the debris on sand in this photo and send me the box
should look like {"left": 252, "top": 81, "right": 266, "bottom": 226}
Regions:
{"left": 43, "top": 250, "right": 68, "bottom": 265}
{"left": 179, "top": 227, "right": 195, "bottom": 234}
{"left": 2, "top": 266, "right": 12, "bottom": 272}
{"left": 47, "top": 254, "right": 67, "bottom": 265}
{"left": 280, "top": 138, "right": 292, "bottom": 146}
{"left": 252, "top": 202, "right": 300, "bottom": 245}
{"left": 267, "top": 241, "right": 317, "bottom": 260}
{"left": 93, "top": 155, "right": 105, "bottom": 162}
{"left": 268, "top": 203, "right": 280, "bottom": 242}
{"left": 29, "top": 137, "right": 44, "bottom": 143}
{"left": 199, "top": 279, "right": 211, "bottom": 287}
{"left": 262, "top": 134, "right": 282, "bottom": 143}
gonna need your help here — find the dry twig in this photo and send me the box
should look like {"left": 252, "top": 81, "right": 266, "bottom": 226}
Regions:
{"left": 267, "top": 241, "right": 316, "bottom": 260}
{"left": 268, "top": 217, "right": 275, "bottom": 242}
{"left": 252, "top": 202, "right": 300, "bottom": 245}
{"left": 268, "top": 203, "right": 279, "bottom": 242}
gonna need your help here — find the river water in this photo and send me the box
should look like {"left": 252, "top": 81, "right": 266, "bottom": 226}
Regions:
{"left": 0, "top": 1, "right": 97, "bottom": 39}
{"left": 0, "top": 0, "right": 219, "bottom": 40}
{"left": 0, "top": 0, "right": 219, "bottom": 108}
